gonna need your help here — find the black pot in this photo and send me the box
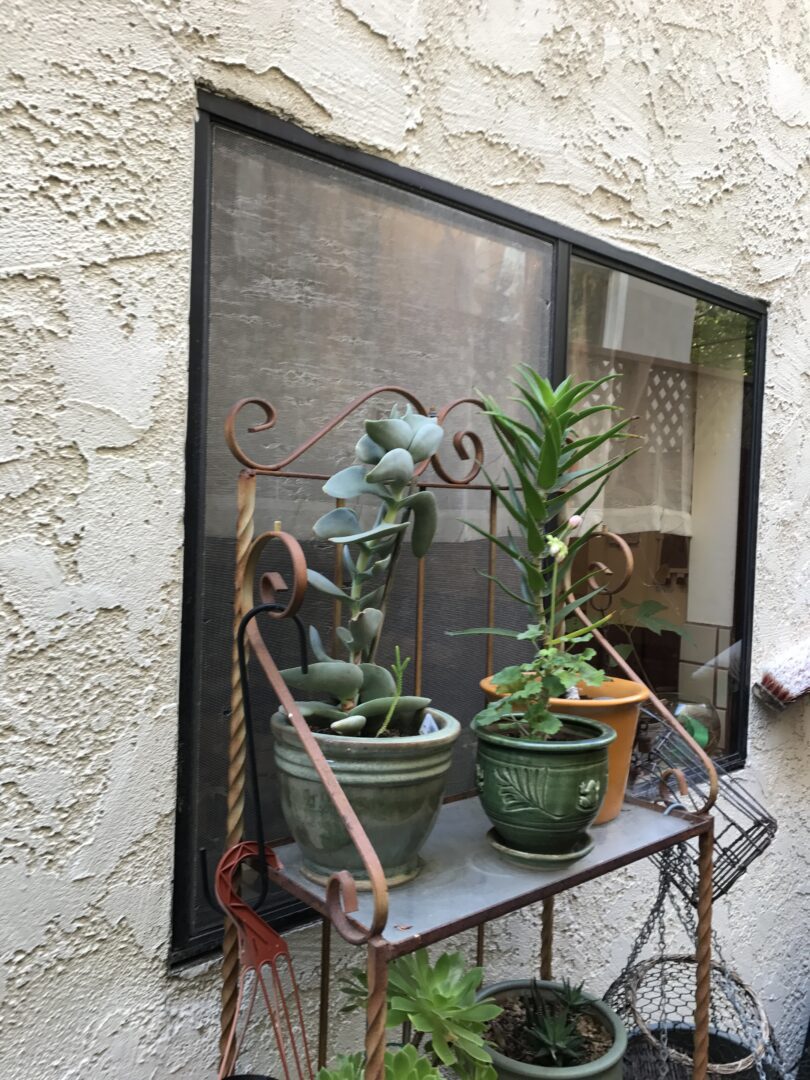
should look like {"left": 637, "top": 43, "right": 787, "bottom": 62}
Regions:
{"left": 624, "top": 1027, "right": 777, "bottom": 1080}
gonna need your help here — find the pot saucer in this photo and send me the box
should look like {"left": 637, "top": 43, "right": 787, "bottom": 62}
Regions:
{"left": 486, "top": 829, "right": 594, "bottom": 869}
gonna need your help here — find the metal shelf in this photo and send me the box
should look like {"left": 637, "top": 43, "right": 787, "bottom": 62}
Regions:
{"left": 267, "top": 795, "right": 711, "bottom": 958}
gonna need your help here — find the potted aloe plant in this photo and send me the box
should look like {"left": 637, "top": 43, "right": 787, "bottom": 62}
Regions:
{"left": 454, "top": 368, "right": 647, "bottom": 864}
{"left": 272, "top": 405, "right": 460, "bottom": 887}
{"left": 476, "top": 979, "right": 626, "bottom": 1080}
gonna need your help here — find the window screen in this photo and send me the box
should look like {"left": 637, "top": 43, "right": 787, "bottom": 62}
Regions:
{"left": 173, "top": 121, "right": 554, "bottom": 957}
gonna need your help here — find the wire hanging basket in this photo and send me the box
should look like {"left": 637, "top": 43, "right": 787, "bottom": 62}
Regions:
{"left": 629, "top": 712, "right": 777, "bottom": 904}
{"left": 604, "top": 845, "right": 784, "bottom": 1080}
{"left": 619, "top": 953, "right": 771, "bottom": 1078}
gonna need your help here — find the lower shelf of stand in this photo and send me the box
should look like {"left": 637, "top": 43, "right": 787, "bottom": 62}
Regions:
{"left": 269, "top": 796, "right": 710, "bottom": 957}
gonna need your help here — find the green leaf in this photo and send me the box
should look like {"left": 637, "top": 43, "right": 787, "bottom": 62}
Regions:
{"left": 447, "top": 627, "right": 525, "bottom": 638}
{"left": 408, "top": 419, "right": 444, "bottom": 462}
{"left": 365, "top": 417, "right": 414, "bottom": 452}
{"left": 400, "top": 490, "right": 438, "bottom": 557}
{"left": 323, "top": 465, "right": 387, "bottom": 500}
{"left": 355, "top": 433, "right": 384, "bottom": 464}
{"left": 350, "top": 608, "right": 383, "bottom": 651}
{"left": 280, "top": 660, "right": 364, "bottom": 701}
{"left": 313, "top": 507, "right": 361, "bottom": 539}
{"left": 308, "top": 625, "right": 333, "bottom": 662}
{"left": 366, "top": 447, "right": 415, "bottom": 485}
{"left": 620, "top": 598, "right": 687, "bottom": 636}
{"left": 358, "top": 662, "right": 397, "bottom": 701}
{"left": 306, "top": 568, "right": 351, "bottom": 601}
{"left": 317, "top": 1051, "right": 366, "bottom": 1080}
{"left": 334, "top": 521, "right": 409, "bottom": 546}
{"left": 283, "top": 700, "right": 346, "bottom": 721}
{"left": 350, "top": 695, "right": 431, "bottom": 721}
{"left": 359, "top": 585, "right": 386, "bottom": 608}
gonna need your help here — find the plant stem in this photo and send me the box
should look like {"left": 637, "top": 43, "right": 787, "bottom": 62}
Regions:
{"left": 376, "top": 646, "right": 409, "bottom": 737}
{"left": 547, "top": 559, "right": 559, "bottom": 649}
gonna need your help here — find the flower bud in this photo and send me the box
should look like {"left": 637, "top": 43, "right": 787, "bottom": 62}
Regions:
{"left": 568, "top": 514, "right": 583, "bottom": 532}
{"left": 546, "top": 535, "right": 569, "bottom": 564}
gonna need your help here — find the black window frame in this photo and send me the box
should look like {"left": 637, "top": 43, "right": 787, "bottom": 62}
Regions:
{"left": 172, "top": 89, "right": 767, "bottom": 963}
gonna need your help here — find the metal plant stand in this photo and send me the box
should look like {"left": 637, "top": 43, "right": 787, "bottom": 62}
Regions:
{"left": 217, "top": 387, "right": 720, "bottom": 1080}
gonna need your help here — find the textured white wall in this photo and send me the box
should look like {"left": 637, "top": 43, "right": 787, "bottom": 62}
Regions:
{"left": 2, "top": 1, "right": 809, "bottom": 1076}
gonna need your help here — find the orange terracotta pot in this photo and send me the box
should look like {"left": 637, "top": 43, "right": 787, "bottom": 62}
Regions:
{"left": 479, "top": 674, "right": 649, "bottom": 825}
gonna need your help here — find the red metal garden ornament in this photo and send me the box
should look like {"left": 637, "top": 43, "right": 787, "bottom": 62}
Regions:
{"left": 215, "top": 841, "right": 314, "bottom": 1080}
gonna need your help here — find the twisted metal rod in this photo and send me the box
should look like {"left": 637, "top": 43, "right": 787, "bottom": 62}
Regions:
{"left": 693, "top": 824, "right": 715, "bottom": 1080}
{"left": 221, "top": 468, "right": 257, "bottom": 1072}
{"left": 540, "top": 897, "right": 554, "bottom": 981}
{"left": 365, "top": 943, "right": 389, "bottom": 1080}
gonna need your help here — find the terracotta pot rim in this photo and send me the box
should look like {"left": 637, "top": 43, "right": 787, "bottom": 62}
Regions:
{"left": 480, "top": 674, "right": 650, "bottom": 707}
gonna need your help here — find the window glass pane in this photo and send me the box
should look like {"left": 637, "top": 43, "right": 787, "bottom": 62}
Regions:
{"left": 178, "top": 122, "right": 553, "bottom": 950}
{"left": 568, "top": 256, "right": 755, "bottom": 756}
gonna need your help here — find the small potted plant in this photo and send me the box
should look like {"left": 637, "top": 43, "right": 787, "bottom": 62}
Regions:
{"left": 272, "top": 404, "right": 460, "bottom": 887}
{"left": 476, "top": 979, "right": 626, "bottom": 1080}
{"left": 454, "top": 369, "right": 648, "bottom": 861}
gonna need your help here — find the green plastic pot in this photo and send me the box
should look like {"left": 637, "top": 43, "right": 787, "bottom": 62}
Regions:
{"left": 476, "top": 980, "right": 627, "bottom": 1080}
{"left": 271, "top": 708, "right": 460, "bottom": 887}
{"left": 472, "top": 714, "right": 616, "bottom": 865}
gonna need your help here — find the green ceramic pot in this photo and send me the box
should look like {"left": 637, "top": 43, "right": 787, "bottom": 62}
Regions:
{"left": 271, "top": 708, "right": 460, "bottom": 887}
{"left": 476, "top": 980, "right": 627, "bottom": 1080}
{"left": 472, "top": 714, "right": 616, "bottom": 865}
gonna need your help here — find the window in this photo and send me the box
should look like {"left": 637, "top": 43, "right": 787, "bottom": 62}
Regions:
{"left": 173, "top": 93, "right": 765, "bottom": 961}
{"left": 567, "top": 258, "right": 758, "bottom": 754}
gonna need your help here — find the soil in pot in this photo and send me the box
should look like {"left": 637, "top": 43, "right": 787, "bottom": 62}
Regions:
{"left": 477, "top": 980, "right": 626, "bottom": 1080}
{"left": 487, "top": 995, "right": 613, "bottom": 1065}
{"left": 473, "top": 713, "right": 615, "bottom": 866}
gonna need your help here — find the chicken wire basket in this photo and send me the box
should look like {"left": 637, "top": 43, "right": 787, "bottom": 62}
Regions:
{"left": 618, "top": 954, "right": 772, "bottom": 1079}
{"left": 629, "top": 711, "right": 777, "bottom": 905}
{"left": 604, "top": 848, "right": 784, "bottom": 1080}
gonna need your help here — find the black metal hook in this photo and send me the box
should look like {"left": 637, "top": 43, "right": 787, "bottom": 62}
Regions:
{"left": 200, "top": 603, "right": 309, "bottom": 916}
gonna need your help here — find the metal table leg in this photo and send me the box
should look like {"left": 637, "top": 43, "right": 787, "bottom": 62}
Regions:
{"left": 693, "top": 822, "right": 714, "bottom": 1080}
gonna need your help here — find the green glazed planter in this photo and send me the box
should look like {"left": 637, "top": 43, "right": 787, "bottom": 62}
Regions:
{"left": 472, "top": 714, "right": 616, "bottom": 866}
{"left": 271, "top": 708, "right": 460, "bottom": 887}
{"left": 476, "top": 980, "right": 627, "bottom": 1080}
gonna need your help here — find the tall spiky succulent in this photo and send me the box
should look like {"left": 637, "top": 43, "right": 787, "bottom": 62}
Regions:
{"left": 280, "top": 404, "right": 444, "bottom": 737}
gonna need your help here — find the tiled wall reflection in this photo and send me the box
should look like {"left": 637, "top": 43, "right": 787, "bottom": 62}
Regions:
{"left": 678, "top": 624, "right": 732, "bottom": 742}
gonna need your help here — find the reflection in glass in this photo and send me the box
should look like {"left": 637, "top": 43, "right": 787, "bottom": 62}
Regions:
{"left": 568, "top": 257, "right": 755, "bottom": 752}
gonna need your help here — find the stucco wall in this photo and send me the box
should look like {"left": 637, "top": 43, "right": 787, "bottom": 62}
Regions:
{"left": 2, "top": 1, "right": 809, "bottom": 1076}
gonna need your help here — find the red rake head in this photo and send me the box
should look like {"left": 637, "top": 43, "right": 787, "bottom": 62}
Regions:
{"left": 216, "top": 843, "right": 314, "bottom": 1080}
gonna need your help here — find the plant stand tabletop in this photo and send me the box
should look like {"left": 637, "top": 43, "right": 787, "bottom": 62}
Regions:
{"left": 264, "top": 796, "right": 712, "bottom": 959}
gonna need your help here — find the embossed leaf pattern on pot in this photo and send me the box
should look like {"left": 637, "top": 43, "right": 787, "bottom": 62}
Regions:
{"left": 494, "top": 765, "right": 550, "bottom": 814}
{"left": 490, "top": 763, "right": 604, "bottom": 822}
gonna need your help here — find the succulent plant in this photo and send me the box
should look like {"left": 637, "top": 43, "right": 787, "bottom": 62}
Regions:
{"left": 522, "top": 979, "right": 590, "bottom": 1068}
{"left": 340, "top": 949, "right": 501, "bottom": 1080}
{"left": 317, "top": 1045, "right": 441, "bottom": 1080}
{"left": 280, "top": 404, "right": 444, "bottom": 736}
